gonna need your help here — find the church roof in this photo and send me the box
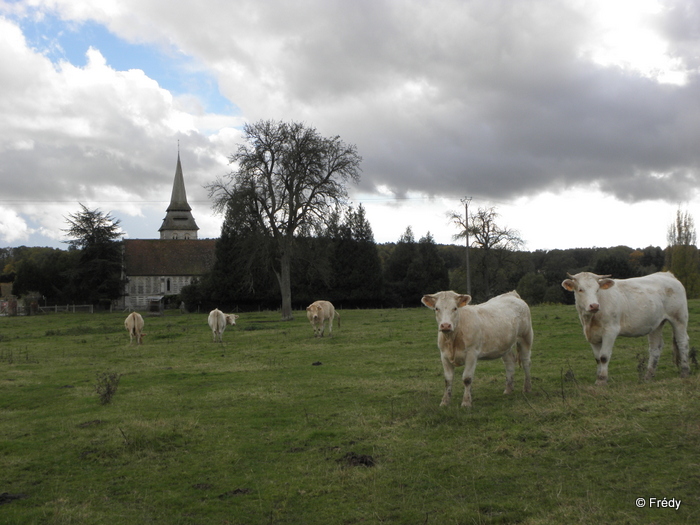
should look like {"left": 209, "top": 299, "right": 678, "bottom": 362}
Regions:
{"left": 159, "top": 153, "right": 199, "bottom": 232}
{"left": 123, "top": 239, "right": 216, "bottom": 276}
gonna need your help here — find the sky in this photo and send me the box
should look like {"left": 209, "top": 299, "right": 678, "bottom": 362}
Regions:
{"left": 1, "top": 0, "right": 700, "bottom": 252}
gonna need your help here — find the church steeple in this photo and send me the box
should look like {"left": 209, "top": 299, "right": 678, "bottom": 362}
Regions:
{"left": 159, "top": 152, "right": 199, "bottom": 239}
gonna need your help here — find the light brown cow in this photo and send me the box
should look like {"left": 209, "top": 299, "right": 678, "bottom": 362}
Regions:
{"left": 421, "top": 290, "right": 533, "bottom": 408}
{"left": 208, "top": 308, "right": 239, "bottom": 343}
{"left": 306, "top": 300, "right": 340, "bottom": 337}
{"left": 124, "top": 312, "right": 145, "bottom": 345}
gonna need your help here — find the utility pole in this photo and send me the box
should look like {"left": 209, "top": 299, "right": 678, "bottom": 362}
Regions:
{"left": 461, "top": 196, "right": 472, "bottom": 295}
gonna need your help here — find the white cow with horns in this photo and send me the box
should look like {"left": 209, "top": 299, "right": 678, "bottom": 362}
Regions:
{"left": 561, "top": 271, "right": 691, "bottom": 385}
{"left": 421, "top": 290, "right": 533, "bottom": 408}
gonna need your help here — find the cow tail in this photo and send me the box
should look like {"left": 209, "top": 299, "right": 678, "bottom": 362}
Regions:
{"left": 672, "top": 334, "right": 681, "bottom": 368}
{"left": 336, "top": 310, "right": 341, "bottom": 328}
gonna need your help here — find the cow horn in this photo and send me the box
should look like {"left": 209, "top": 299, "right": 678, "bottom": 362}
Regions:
{"left": 566, "top": 273, "right": 575, "bottom": 279}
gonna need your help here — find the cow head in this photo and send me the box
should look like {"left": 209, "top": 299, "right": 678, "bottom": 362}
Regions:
{"left": 225, "top": 314, "right": 239, "bottom": 326}
{"left": 306, "top": 304, "right": 321, "bottom": 322}
{"left": 421, "top": 291, "right": 471, "bottom": 333}
{"left": 561, "top": 272, "right": 614, "bottom": 314}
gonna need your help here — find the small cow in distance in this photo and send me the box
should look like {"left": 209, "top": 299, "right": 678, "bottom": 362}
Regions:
{"left": 208, "top": 308, "right": 239, "bottom": 343}
{"left": 306, "top": 301, "right": 340, "bottom": 337}
{"left": 562, "top": 271, "right": 690, "bottom": 385}
{"left": 124, "top": 312, "right": 145, "bottom": 345}
{"left": 421, "top": 290, "right": 533, "bottom": 408}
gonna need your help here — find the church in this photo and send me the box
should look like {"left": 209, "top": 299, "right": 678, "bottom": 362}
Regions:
{"left": 120, "top": 153, "right": 217, "bottom": 310}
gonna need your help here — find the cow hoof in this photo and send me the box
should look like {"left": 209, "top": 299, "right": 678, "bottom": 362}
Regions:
{"left": 460, "top": 402, "right": 472, "bottom": 408}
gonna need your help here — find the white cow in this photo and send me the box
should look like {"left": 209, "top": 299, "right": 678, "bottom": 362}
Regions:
{"left": 208, "top": 308, "right": 239, "bottom": 343}
{"left": 562, "top": 271, "right": 690, "bottom": 385}
{"left": 124, "top": 312, "right": 145, "bottom": 345}
{"left": 306, "top": 301, "right": 340, "bottom": 337}
{"left": 421, "top": 290, "right": 533, "bottom": 408}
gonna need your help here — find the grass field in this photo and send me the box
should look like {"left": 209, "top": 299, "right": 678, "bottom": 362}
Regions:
{"left": 1, "top": 301, "right": 700, "bottom": 524}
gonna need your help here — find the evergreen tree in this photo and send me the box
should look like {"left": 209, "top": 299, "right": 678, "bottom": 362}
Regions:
{"left": 405, "top": 233, "right": 449, "bottom": 297}
{"left": 62, "top": 204, "right": 123, "bottom": 306}
{"left": 383, "top": 227, "right": 416, "bottom": 306}
{"left": 330, "top": 205, "right": 383, "bottom": 307}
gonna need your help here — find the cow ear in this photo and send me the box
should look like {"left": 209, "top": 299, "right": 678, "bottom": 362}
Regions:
{"left": 421, "top": 295, "right": 437, "bottom": 308}
{"left": 562, "top": 279, "right": 576, "bottom": 291}
{"left": 234, "top": 314, "right": 240, "bottom": 319}
{"left": 458, "top": 295, "right": 471, "bottom": 307}
{"left": 599, "top": 278, "right": 615, "bottom": 289}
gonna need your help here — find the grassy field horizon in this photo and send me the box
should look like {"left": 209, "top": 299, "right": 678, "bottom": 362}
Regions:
{"left": 1, "top": 302, "right": 699, "bottom": 524}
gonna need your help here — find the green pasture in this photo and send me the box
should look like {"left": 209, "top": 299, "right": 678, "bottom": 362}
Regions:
{"left": 1, "top": 302, "right": 700, "bottom": 524}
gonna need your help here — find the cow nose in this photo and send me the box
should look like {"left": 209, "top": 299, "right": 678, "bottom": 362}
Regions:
{"left": 589, "top": 303, "right": 600, "bottom": 313}
{"left": 439, "top": 322, "right": 452, "bottom": 332}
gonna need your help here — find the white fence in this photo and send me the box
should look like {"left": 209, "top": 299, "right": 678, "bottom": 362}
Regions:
{"left": 37, "top": 304, "right": 94, "bottom": 314}
{"left": 1, "top": 302, "right": 94, "bottom": 316}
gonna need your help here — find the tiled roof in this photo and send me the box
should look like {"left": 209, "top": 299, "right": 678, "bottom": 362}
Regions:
{"left": 124, "top": 239, "right": 216, "bottom": 276}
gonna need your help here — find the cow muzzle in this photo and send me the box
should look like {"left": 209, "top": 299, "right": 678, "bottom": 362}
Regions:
{"left": 439, "top": 322, "right": 453, "bottom": 332}
{"left": 588, "top": 303, "right": 600, "bottom": 313}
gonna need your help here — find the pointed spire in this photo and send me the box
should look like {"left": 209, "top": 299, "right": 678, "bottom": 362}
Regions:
{"left": 159, "top": 151, "right": 199, "bottom": 239}
{"left": 166, "top": 153, "right": 192, "bottom": 212}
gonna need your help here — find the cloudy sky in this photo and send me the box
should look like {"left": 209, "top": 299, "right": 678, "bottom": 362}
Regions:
{"left": 1, "top": 0, "right": 699, "bottom": 251}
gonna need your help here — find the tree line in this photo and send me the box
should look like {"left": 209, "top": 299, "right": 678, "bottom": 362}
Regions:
{"left": 2, "top": 119, "right": 698, "bottom": 314}
{"left": 2, "top": 230, "right": 678, "bottom": 312}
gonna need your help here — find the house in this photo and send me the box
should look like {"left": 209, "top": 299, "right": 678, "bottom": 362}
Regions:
{"left": 121, "top": 239, "right": 216, "bottom": 310}
{"left": 120, "top": 152, "right": 217, "bottom": 310}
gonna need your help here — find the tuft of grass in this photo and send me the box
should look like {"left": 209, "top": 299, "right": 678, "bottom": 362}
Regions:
{"left": 95, "top": 372, "right": 122, "bottom": 405}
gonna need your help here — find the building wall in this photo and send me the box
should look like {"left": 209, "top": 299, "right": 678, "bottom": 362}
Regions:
{"left": 124, "top": 275, "right": 196, "bottom": 309}
{"left": 160, "top": 230, "right": 197, "bottom": 240}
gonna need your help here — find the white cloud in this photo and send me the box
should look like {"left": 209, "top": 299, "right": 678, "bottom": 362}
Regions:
{"left": 0, "top": 207, "right": 33, "bottom": 244}
{"left": 2, "top": 1, "right": 700, "bottom": 251}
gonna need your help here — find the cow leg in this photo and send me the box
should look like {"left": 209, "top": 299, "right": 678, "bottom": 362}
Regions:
{"left": 440, "top": 354, "right": 455, "bottom": 407}
{"left": 502, "top": 349, "right": 516, "bottom": 394}
{"left": 328, "top": 317, "right": 333, "bottom": 337}
{"left": 670, "top": 320, "right": 691, "bottom": 378}
{"left": 644, "top": 325, "right": 664, "bottom": 380}
{"left": 461, "top": 353, "right": 479, "bottom": 408}
{"left": 592, "top": 335, "right": 615, "bottom": 385}
{"left": 517, "top": 336, "right": 532, "bottom": 393}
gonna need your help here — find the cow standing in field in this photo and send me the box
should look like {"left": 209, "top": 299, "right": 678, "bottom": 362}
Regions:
{"left": 208, "top": 308, "right": 239, "bottom": 343}
{"left": 421, "top": 290, "right": 533, "bottom": 408}
{"left": 124, "top": 312, "right": 145, "bottom": 345}
{"left": 306, "top": 301, "right": 340, "bottom": 337}
{"left": 562, "top": 271, "right": 690, "bottom": 385}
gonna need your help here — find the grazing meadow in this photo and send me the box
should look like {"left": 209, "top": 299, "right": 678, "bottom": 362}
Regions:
{"left": 1, "top": 301, "right": 700, "bottom": 524}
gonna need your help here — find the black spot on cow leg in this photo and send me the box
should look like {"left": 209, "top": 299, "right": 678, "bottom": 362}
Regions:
{"left": 463, "top": 377, "right": 472, "bottom": 387}
{"left": 600, "top": 356, "right": 608, "bottom": 364}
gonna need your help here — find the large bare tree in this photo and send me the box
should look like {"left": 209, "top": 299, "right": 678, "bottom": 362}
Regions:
{"left": 207, "top": 120, "right": 362, "bottom": 320}
{"left": 449, "top": 205, "right": 523, "bottom": 298}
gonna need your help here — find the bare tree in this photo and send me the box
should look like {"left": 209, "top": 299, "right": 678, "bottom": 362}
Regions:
{"left": 207, "top": 120, "right": 362, "bottom": 320}
{"left": 449, "top": 206, "right": 523, "bottom": 298}
{"left": 665, "top": 208, "right": 700, "bottom": 298}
